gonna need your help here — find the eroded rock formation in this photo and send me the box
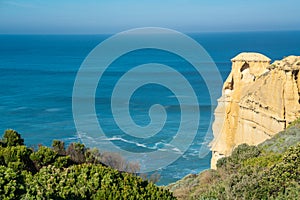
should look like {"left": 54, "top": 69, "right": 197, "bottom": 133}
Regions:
{"left": 211, "top": 53, "right": 300, "bottom": 169}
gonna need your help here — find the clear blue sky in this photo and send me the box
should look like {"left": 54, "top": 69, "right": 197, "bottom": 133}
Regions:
{"left": 1, "top": 0, "right": 300, "bottom": 34}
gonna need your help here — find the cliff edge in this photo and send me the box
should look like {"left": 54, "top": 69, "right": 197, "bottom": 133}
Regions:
{"left": 211, "top": 53, "right": 300, "bottom": 169}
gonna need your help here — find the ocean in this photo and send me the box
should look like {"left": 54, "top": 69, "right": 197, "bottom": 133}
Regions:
{"left": 0, "top": 31, "right": 300, "bottom": 185}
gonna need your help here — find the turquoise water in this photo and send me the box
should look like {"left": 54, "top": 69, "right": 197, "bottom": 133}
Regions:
{"left": 0, "top": 31, "right": 300, "bottom": 185}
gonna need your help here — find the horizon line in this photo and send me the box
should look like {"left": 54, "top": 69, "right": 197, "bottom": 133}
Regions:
{"left": 1, "top": 29, "right": 300, "bottom": 35}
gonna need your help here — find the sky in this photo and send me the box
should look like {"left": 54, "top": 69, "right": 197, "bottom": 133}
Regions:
{"left": 0, "top": 0, "right": 300, "bottom": 34}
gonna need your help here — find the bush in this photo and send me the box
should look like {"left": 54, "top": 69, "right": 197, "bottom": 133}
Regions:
{"left": 54, "top": 155, "right": 71, "bottom": 168}
{"left": 171, "top": 125, "right": 300, "bottom": 200}
{"left": 30, "top": 146, "right": 57, "bottom": 169}
{"left": 216, "top": 157, "right": 227, "bottom": 168}
{"left": 0, "top": 145, "right": 33, "bottom": 171}
{"left": 1, "top": 129, "right": 24, "bottom": 147}
{"left": 216, "top": 144, "right": 260, "bottom": 171}
{"left": 230, "top": 143, "right": 261, "bottom": 162}
{"left": 242, "top": 152, "right": 282, "bottom": 168}
{"left": 52, "top": 140, "right": 66, "bottom": 155}
{"left": 84, "top": 148, "right": 102, "bottom": 164}
{"left": 99, "top": 152, "right": 140, "bottom": 173}
{"left": 23, "top": 164, "right": 175, "bottom": 200}
{"left": 259, "top": 126, "right": 300, "bottom": 154}
{"left": 66, "top": 142, "right": 86, "bottom": 164}
{"left": 0, "top": 166, "right": 26, "bottom": 199}
{"left": 259, "top": 143, "right": 300, "bottom": 198}
{"left": 287, "top": 117, "right": 300, "bottom": 129}
{"left": 0, "top": 130, "right": 176, "bottom": 199}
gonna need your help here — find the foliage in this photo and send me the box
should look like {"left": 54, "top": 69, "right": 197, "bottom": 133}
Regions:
{"left": 99, "top": 151, "right": 140, "bottom": 173}
{"left": 23, "top": 164, "right": 175, "bottom": 200}
{"left": 52, "top": 140, "right": 66, "bottom": 155}
{"left": 287, "top": 117, "right": 300, "bottom": 129}
{"left": 30, "top": 146, "right": 58, "bottom": 169}
{"left": 169, "top": 119, "right": 300, "bottom": 200}
{"left": 140, "top": 171, "right": 161, "bottom": 184}
{"left": 66, "top": 142, "right": 87, "bottom": 164}
{"left": 242, "top": 152, "right": 282, "bottom": 168}
{"left": 1, "top": 129, "right": 24, "bottom": 147}
{"left": 216, "top": 143, "right": 260, "bottom": 171}
{"left": 259, "top": 124, "right": 300, "bottom": 154}
{"left": 0, "top": 130, "right": 175, "bottom": 199}
{"left": 53, "top": 155, "right": 71, "bottom": 168}
{"left": 84, "top": 147, "right": 102, "bottom": 164}
{"left": 0, "top": 145, "right": 34, "bottom": 172}
{"left": 0, "top": 166, "right": 26, "bottom": 199}
{"left": 259, "top": 143, "right": 300, "bottom": 198}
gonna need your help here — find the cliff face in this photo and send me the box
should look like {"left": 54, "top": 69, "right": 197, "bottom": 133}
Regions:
{"left": 211, "top": 53, "right": 300, "bottom": 169}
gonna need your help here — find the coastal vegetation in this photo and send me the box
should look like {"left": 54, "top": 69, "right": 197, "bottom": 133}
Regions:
{"left": 1, "top": 119, "right": 300, "bottom": 199}
{"left": 0, "top": 129, "right": 175, "bottom": 200}
{"left": 167, "top": 119, "right": 300, "bottom": 199}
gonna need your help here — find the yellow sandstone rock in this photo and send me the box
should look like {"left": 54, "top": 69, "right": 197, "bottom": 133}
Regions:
{"left": 210, "top": 53, "right": 300, "bottom": 169}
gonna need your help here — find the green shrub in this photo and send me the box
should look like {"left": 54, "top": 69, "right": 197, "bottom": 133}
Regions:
{"left": 0, "top": 130, "right": 175, "bottom": 199}
{"left": 287, "top": 117, "right": 300, "bottom": 129}
{"left": 0, "top": 145, "right": 33, "bottom": 171}
{"left": 259, "top": 125, "right": 300, "bottom": 153}
{"left": 54, "top": 155, "right": 71, "bottom": 168}
{"left": 30, "top": 146, "right": 58, "bottom": 169}
{"left": 259, "top": 143, "right": 300, "bottom": 198}
{"left": 230, "top": 143, "right": 261, "bottom": 162}
{"left": 242, "top": 152, "right": 282, "bottom": 168}
{"left": 84, "top": 148, "right": 101, "bottom": 164}
{"left": 23, "top": 164, "right": 175, "bottom": 200}
{"left": 216, "top": 144, "right": 260, "bottom": 171}
{"left": 216, "top": 157, "right": 227, "bottom": 168}
{"left": 170, "top": 119, "right": 300, "bottom": 200}
{"left": 0, "top": 166, "right": 26, "bottom": 199}
{"left": 2, "top": 129, "right": 24, "bottom": 147}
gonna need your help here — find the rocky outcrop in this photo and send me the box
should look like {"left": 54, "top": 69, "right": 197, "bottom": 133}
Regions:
{"left": 211, "top": 53, "right": 300, "bottom": 169}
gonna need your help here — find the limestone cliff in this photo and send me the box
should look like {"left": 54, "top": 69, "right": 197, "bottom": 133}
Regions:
{"left": 211, "top": 53, "right": 300, "bottom": 169}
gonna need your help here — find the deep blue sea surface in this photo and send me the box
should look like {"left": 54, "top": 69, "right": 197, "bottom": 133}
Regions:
{"left": 0, "top": 31, "right": 300, "bottom": 185}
